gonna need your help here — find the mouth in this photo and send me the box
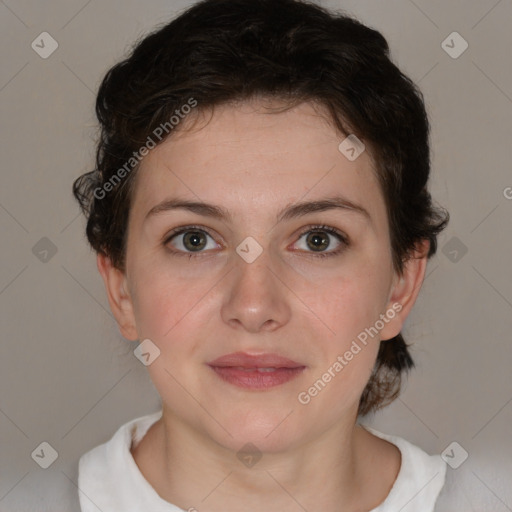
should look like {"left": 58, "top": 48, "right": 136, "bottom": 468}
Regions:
{"left": 207, "top": 352, "right": 306, "bottom": 390}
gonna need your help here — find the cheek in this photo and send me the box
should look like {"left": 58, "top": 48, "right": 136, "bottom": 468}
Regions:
{"left": 298, "top": 259, "right": 391, "bottom": 343}
{"left": 295, "top": 259, "right": 390, "bottom": 403}
{"left": 312, "top": 279, "right": 384, "bottom": 384}
{"left": 130, "top": 266, "right": 188, "bottom": 340}
{"left": 129, "top": 259, "right": 224, "bottom": 345}
{"left": 298, "top": 350, "right": 377, "bottom": 426}
{"left": 296, "top": 274, "right": 385, "bottom": 417}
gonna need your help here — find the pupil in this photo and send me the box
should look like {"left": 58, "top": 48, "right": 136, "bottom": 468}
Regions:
{"left": 308, "top": 231, "right": 329, "bottom": 251}
{"left": 185, "top": 231, "right": 205, "bottom": 251}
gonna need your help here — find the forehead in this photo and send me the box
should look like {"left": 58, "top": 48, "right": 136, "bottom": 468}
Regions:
{"left": 129, "top": 100, "right": 385, "bottom": 228}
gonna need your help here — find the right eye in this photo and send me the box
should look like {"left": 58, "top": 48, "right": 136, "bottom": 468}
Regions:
{"left": 164, "top": 225, "right": 221, "bottom": 257}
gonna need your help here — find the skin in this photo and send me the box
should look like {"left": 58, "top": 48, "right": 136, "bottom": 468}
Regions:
{"left": 97, "top": 99, "right": 429, "bottom": 512}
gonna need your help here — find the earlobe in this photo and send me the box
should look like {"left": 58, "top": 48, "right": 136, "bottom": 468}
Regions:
{"left": 379, "top": 240, "right": 429, "bottom": 341}
{"left": 96, "top": 253, "right": 139, "bottom": 341}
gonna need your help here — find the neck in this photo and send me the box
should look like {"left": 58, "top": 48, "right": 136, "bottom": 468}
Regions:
{"left": 131, "top": 405, "right": 396, "bottom": 512}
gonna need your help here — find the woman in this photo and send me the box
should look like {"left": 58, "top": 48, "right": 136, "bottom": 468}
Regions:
{"left": 73, "top": 0, "right": 450, "bottom": 510}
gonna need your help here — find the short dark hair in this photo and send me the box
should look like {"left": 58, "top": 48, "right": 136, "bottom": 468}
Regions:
{"left": 72, "top": 0, "right": 449, "bottom": 416}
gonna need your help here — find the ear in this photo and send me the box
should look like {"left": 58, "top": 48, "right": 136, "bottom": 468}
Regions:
{"left": 96, "top": 253, "right": 139, "bottom": 341}
{"left": 379, "top": 240, "right": 429, "bottom": 341}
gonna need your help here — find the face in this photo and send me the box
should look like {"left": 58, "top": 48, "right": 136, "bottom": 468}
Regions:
{"left": 99, "top": 100, "right": 426, "bottom": 453}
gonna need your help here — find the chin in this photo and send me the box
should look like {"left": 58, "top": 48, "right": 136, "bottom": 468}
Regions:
{"left": 211, "top": 411, "right": 305, "bottom": 454}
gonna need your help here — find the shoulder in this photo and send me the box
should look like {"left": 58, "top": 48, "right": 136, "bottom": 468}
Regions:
{"left": 361, "top": 424, "right": 448, "bottom": 512}
{"left": 431, "top": 466, "right": 459, "bottom": 512}
{"left": 77, "top": 410, "right": 163, "bottom": 511}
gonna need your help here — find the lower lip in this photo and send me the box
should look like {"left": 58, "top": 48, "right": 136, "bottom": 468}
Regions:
{"left": 209, "top": 366, "right": 306, "bottom": 389}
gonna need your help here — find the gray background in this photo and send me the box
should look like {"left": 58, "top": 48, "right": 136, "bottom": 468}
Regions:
{"left": 1, "top": 0, "right": 511, "bottom": 510}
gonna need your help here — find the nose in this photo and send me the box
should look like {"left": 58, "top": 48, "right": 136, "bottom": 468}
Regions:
{"left": 220, "top": 248, "right": 292, "bottom": 334}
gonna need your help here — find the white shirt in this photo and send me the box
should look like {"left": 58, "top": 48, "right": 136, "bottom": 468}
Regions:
{"left": 78, "top": 410, "right": 447, "bottom": 511}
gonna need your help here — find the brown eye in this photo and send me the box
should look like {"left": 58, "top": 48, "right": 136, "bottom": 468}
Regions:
{"left": 305, "top": 231, "right": 330, "bottom": 252}
{"left": 182, "top": 231, "right": 207, "bottom": 251}
{"left": 165, "top": 226, "right": 219, "bottom": 255}
{"left": 293, "top": 225, "right": 348, "bottom": 258}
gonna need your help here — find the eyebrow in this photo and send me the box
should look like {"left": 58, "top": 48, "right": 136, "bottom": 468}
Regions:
{"left": 144, "top": 195, "right": 371, "bottom": 225}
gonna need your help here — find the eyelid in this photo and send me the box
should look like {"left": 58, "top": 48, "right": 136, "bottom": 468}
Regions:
{"left": 163, "top": 224, "right": 221, "bottom": 244}
{"left": 290, "top": 224, "right": 349, "bottom": 258}
{"left": 295, "top": 224, "right": 348, "bottom": 244}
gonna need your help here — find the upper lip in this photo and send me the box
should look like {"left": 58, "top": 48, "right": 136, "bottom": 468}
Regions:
{"left": 207, "top": 352, "right": 304, "bottom": 369}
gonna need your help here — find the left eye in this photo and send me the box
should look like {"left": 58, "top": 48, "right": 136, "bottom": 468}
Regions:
{"left": 292, "top": 227, "right": 348, "bottom": 256}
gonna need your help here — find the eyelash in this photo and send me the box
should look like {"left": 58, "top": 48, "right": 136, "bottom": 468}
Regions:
{"left": 163, "top": 224, "right": 349, "bottom": 260}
